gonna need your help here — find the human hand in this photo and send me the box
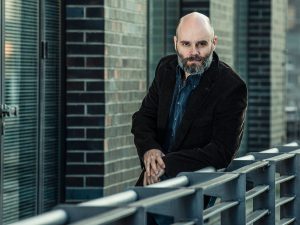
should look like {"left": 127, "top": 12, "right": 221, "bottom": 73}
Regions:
{"left": 143, "top": 149, "right": 165, "bottom": 177}
{"left": 143, "top": 169, "right": 165, "bottom": 186}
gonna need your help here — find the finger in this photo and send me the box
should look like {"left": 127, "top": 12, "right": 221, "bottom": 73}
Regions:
{"left": 150, "top": 160, "right": 158, "bottom": 175}
{"left": 151, "top": 167, "right": 159, "bottom": 177}
{"left": 157, "top": 169, "right": 165, "bottom": 178}
{"left": 149, "top": 167, "right": 155, "bottom": 177}
{"left": 143, "top": 152, "right": 151, "bottom": 176}
{"left": 146, "top": 176, "right": 151, "bottom": 185}
{"left": 145, "top": 160, "right": 151, "bottom": 177}
{"left": 152, "top": 175, "right": 159, "bottom": 183}
{"left": 143, "top": 172, "right": 147, "bottom": 186}
{"left": 148, "top": 175, "right": 154, "bottom": 185}
{"left": 156, "top": 156, "right": 165, "bottom": 169}
{"left": 150, "top": 176, "right": 156, "bottom": 184}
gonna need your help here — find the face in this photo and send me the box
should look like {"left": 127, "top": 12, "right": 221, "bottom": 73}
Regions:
{"left": 174, "top": 22, "right": 217, "bottom": 76}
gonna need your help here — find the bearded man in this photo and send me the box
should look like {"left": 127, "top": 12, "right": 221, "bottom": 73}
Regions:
{"left": 132, "top": 12, "right": 247, "bottom": 186}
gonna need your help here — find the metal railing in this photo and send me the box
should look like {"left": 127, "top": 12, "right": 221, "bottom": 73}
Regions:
{"left": 10, "top": 142, "right": 300, "bottom": 225}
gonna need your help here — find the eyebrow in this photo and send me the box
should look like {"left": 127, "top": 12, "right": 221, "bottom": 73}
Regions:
{"left": 179, "top": 40, "right": 209, "bottom": 45}
{"left": 197, "top": 40, "right": 209, "bottom": 45}
{"left": 180, "top": 40, "right": 190, "bottom": 44}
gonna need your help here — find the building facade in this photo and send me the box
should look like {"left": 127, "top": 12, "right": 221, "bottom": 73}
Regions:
{"left": 66, "top": 0, "right": 288, "bottom": 202}
{"left": 0, "top": 0, "right": 288, "bottom": 223}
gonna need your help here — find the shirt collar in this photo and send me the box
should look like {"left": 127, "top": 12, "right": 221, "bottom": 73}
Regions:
{"left": 176, "top": 65, "right": 202, "bottom": 87}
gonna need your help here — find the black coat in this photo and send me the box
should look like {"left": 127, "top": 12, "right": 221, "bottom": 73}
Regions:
{"left": 131, "top": 52, "right": 247, "bottom": 180}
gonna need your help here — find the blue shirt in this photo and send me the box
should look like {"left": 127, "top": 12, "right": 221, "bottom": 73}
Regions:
{"left": 163, "top": 66, "right": 202, "bottom": 151}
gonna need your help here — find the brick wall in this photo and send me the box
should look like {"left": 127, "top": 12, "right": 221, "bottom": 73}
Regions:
{"left": 210, "top": 0, "right": 235, "bottom": 68}
{"left": 65, "top": 0, "right": 105, "bottom": 202}
{"left": 65, "top": 0, "right": 147, "bottom": 201}
{"left": 246, "top": 0, "right": 287, "bottom": 151}
{"left": 103, "top": 0, "right": 147, "bottom": 195}
{"left": 270, "top": 0, "right": 286, "bottom": 145}
{"left": 247, "top": 0, "right": 271, "bottom": 151}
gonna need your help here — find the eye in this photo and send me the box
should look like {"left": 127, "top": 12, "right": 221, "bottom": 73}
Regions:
{"left": 196, "top": 41, "right": 208, "bottom": 47}
{"left": 181, "top": 41, "right": 190, "bottom": 47}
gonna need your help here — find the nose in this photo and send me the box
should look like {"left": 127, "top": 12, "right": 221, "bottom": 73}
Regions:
{"left": 190, "top": 45, "right": 199, "bottom": 55}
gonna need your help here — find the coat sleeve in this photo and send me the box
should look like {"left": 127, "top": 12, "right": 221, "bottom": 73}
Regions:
{"left": 131, "top": 61, "right": 164, "bottom": 162}
{"left": 162, "top": 82, "right": 247, "bottom": 177}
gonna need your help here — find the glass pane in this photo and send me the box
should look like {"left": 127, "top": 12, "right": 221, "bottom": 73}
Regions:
{"left": 2, "top": 0, "right": 38, "bottom": 223}
{"left": 40, "top": 0, "right": 61, "bottom": 212}
{"left": 148, "top": 0, "right": 165, "bottom": 84}
{"left": 148, "top": 0, "right": 180, "bottom": 85}
{"left": 166, "top": 0, "right": 180, "bottom": 55}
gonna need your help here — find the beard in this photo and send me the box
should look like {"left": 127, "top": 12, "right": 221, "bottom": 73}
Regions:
{"left": 177, "top": 49, "right": 213, "bottom": 76}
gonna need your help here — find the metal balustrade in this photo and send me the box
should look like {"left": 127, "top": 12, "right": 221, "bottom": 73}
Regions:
{"left": 9, "top": 143, "right": 300, "bottom": 225}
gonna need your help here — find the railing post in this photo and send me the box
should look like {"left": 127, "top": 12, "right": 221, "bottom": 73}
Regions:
{"left": 182, "top": 172, "right": 245, "bottom": 225}
{"left": 252, "top": 152, "right": 297, "bottom": 225}
{"left": 227, "top": 160, "right": 274, "bottom": 225}
{"left": 290, "top": 149, "right": 300, "bottom": 225}
{"left": 220, "top": 173, "right": 246, "bottom": 225}
{"left": 250, "top": 161, "right": 276, "bottom": 225}
{"left": 129, "top": 186, "right": 202, "bottom": 224}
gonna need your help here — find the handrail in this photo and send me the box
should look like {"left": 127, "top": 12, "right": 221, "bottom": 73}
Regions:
{"left": 190, "top": 173, "right": 239, "bottom": 190}
{"left": 148, "top": 175, "right": 189, "bottom": 188}
{"left": 71, "top": 208, "right": 138, "bottom": 225}
{"left": 9, "top": 142, "right": 299, "bottom": 225}
{"left": 80, "top": 166, "right": 214, "bottom": 208}
{"left": 9, "top": 209, "right": 68, "bottom": 225}
{"left": 80, "top": 190, "right": 138, "bottom": 207}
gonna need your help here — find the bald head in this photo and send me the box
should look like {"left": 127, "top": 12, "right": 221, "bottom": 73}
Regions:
{"left": 173, "top": 12, "right": 218, "bottom": 77}
{"left": 176, "top": 12, "right": 215, "bottom": 41}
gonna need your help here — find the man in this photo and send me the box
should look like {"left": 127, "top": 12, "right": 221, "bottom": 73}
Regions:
{"left": 132, "top": 12, "right": 247, "bottom": 186}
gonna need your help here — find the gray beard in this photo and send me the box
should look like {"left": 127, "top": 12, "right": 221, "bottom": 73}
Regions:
{"left": 178, "top": 52, "right": 213, "bottom": 76}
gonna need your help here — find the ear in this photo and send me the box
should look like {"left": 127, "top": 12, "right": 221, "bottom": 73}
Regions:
{"left": 174, "top": 36, "right": 177, "bottom": 51}
{"left": 212, "top": 35, "right": 218, "bottom": 51}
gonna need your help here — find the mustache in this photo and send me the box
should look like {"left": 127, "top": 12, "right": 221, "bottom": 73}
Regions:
{"left": 183, "top": 55, "right": 203, "bottom": 62}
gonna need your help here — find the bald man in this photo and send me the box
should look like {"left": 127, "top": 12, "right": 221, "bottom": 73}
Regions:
{"left": 132, "top": 12, "right": 247, "bottom": 186}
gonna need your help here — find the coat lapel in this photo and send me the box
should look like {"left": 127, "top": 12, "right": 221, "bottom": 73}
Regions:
{"left": 171, "top": 53, "right": 220, "bottom": 151}
{"left": 157, "top": 61, "right": 177, "bottom": 130}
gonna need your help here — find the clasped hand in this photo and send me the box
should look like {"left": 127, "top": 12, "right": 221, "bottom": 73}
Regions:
{"left": 143, "top": 149, "right": 165, "bottom": 186}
